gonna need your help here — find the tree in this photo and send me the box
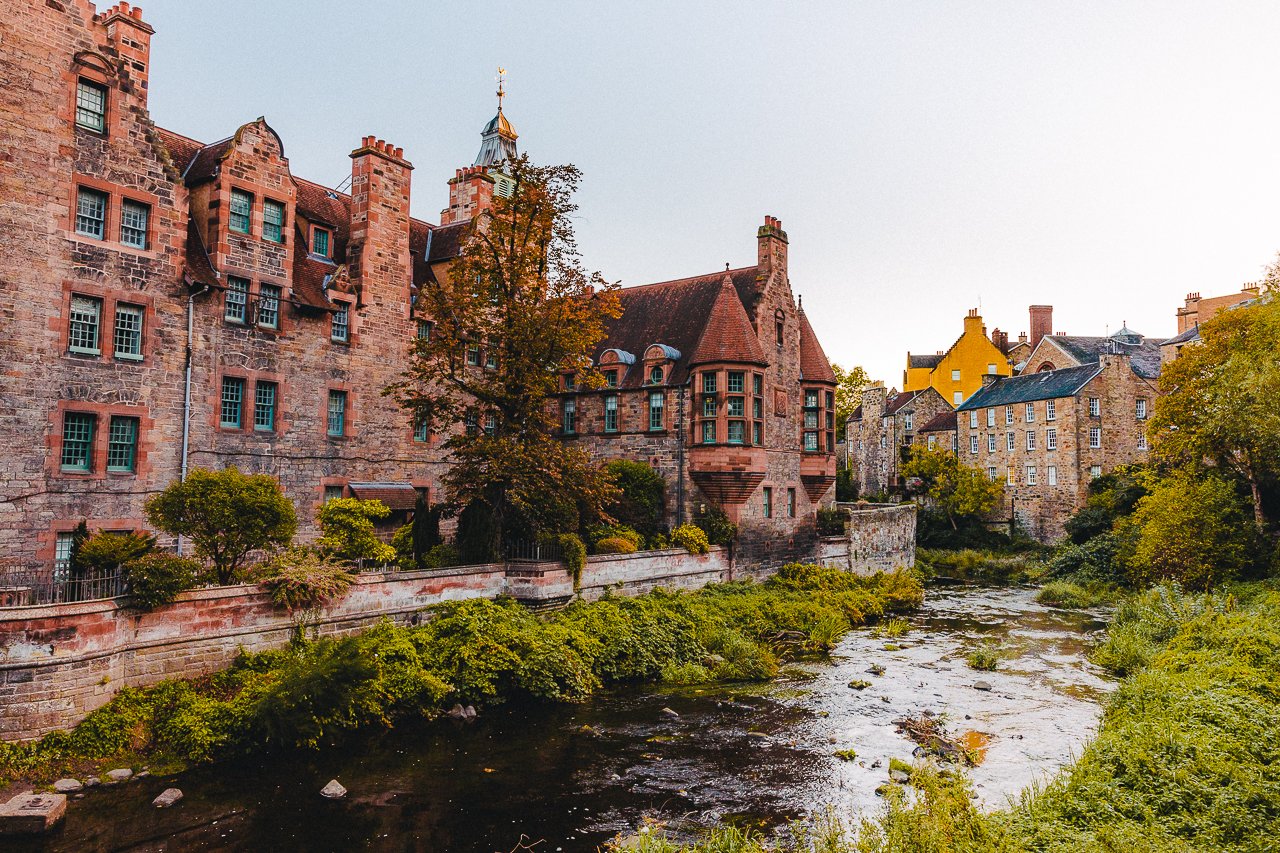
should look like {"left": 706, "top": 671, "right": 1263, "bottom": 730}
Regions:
{"left": 387, "top": 156, "right": 622, "bottom": 555}
{"left": 145, "top": 467, "right": 297, "bottom": 584}
{"left": 901, "top": 446, "right": 1003, "bottom": 530}
{"left": 603, "top": 459, "right": 665, "bottom": 538}
{"left": 831, "top": 362, "right": 871, "bottom": 436}
{"left": 1151, "top": 293, "right": 1280, "bottom": 528}
{"left": 316, "top": 498, "right": 396, "bottom": 565}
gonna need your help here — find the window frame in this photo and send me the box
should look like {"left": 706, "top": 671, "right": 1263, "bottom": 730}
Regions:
{"left": 75, "top": 186, "right": 108, "bottom": 240}
{"left": 256, "top": 283, "right": 282, "bottom": 330}
{"left": 112, "top": 302, "right": 144, "bottom": 361}
{"left": 648, "top": 391, "right": 664, "bottom": 431}
{"left": 106, "top": 415, "right": 138, "bottom": 473}
{"left": 75, "top": 78, "right": 108, "bottom": 133}
{"left": 119, "top": 198, "right": 150, "bottom": 249}
{"left": 225, "top": 276, "right": 249, "bottom": 324}
{"left": 562, "top": 398, "right": 577, "bottom": 435}
{"left": 1089, "top": 426, "right": 1101, "bottom": 448}
{"left": 262, "top": 199, "right": 286, "bottom": 244}
{"left": 1046, "top": 428, "right": 1057, "bottom": 450}
{"left": 327, "top": 389, "right": 347, "bottom": 437}
{"left": 68, "top": 294, "right": 103, "bottom": 355}
{"left": 763, "top": 486, "right": 773, "bottom": 518}
{"left": 229, "top": 189, "right": 253, "bottom": 235}
{"left": 220, "top": 376, "right": 245, "bottom": 428}
{"left": 253, "top": 381, "right": 278, "bottom": 432}
{"left": 1046, "top": 399, "right": 1057, "bottom": 421}
{"left": 603, "top": 394, "right": 619, "bottom": 433}
{"left": 331, "top": 302, "right": 350, "bottom": 343}
{"left": 60, "top": 412, "right": 96, "bottom": 473}
{"left": 312, "top": 226, "right": 331, "bottom": 258}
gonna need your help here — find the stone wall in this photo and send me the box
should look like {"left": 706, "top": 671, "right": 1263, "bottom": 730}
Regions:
{"left": 816, "top": 503, "right": 917, "bottom": 575}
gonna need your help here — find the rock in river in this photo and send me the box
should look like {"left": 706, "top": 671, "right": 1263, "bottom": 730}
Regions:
{"left": 105, "top": 768, "right": 133, "bottom": 783}
{"left": 973, "top": 680, "right": 993, "bottom": 691}
{"left": 52, "top": 779, "right": 82, "bottom": 794}
{"left": 320, "top": 779, "right": 347, "bottom": 799}
{"left": 152, "top": 788, "right": 183, "bottom": 809}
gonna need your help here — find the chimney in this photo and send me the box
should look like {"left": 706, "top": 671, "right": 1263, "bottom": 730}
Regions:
{"left": 440, "top": 165, "right": 497, "bottom": 225}
{"left": 963, "top": 308, "right": 983, "bottom": 336}
{"left": 349, "top": 137, "right": 414, "bottom": 305}
{"left": 1018, "top": 331, "right": 1028, "bottom": 345}
{"left": 98, "top": 3, "right": 154, "bottom": 105}
{"left": 861, "top": 384, "right": 887, "bottom": 418}
{"left": 981, "top": 372, "right": 1000, "bottom": 388}
{"left": 1029, "top": 305, "right": 1053, "bottom": 348}
{"left": 991, "top": 327, "right": 1009, "bottom": 352}
{"left": 757, "top": 215, "right": 788, "bottom": 277}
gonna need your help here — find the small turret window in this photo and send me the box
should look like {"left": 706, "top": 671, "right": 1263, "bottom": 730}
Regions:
{"left": 312, "top": 227, "right": 330, "bottom": 257}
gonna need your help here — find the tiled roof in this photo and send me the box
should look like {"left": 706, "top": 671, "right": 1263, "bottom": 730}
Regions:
{"left": 348, "top": 482, "right": 420, "bottom": 510}
{"left": 1047, "top": 335, "right": 1163, "bottom": 380}
{"left": 908, "top": 353, "right": 943, "bottom": 369}
{"left": 797, "top": 305, "right": 837, "bottom": 384}
{"left": 154, "top": 127, "right": 204, "bottom": 178}
{"left": 957, "top": 364, "right": 1100, "bottom": 411}
{"left": 183, "top": 220, "right": 218, "bottom": 289}
{"left": 1160, "top": 325, "right": 1201, "bottom": 346}
{"left": 688, "top": 274, "right": 769, "bottom": 367}
{"left": 290, "top": 224, "right": 337, "bottom": 310}
{"left": 885, "top": 389, "right": 925, "bottom": 415}
{"left": 426, "top": 221, "right": 468, "bottom": 263}
{"left": 918, "top": 410, "right": 958, "bottom": 433}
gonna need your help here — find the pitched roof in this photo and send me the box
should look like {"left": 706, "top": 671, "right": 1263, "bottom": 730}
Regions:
{"left": 183, "top": 220, "right": 218, "bottom": 288}
{"left": 1160, "top": 325, "right": 1201, "bottom": 346}
{"left": 919, "top": 410, "right": 958, "bottom": 432}
{"left": 885, "top": 389, "right": 925, "bottom": 414}
{"left": 290, "top": 224, "right": 338, "bottom": 310}
{"left": 908, "top": 353, "right": 943, "bottom": 369}
{"left": 425, "top": 221, "right": 468, "bottom": 263}
{"left": 1043, "top": 335, "right": 1163, "bottom": 379}
{"left": 957, "top": 364, "right": 1100, "bottom": 411}
{"left": 688, "top": 274, "right": 769, "bottom": 367}
{"left": 797, "top": 305, "right": 836, "bottom": 384}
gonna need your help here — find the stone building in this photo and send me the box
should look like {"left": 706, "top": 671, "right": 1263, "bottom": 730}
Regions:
{"left": 1176, "top": 286, "right": 1262, "bottom": 333}
{"left": 1022, "top": 325, "right": 1163, "bottom": 382}
{"left": 0, "top": 1, "right": 838, "bottom": 575}
{"left": 955, "top": 353, "right": 1159, "bottom": 542}
{"left": 845, "top": 386, "right": 951, "bottom": 497}
{"left": 914, "top": 410, "right": 958, "bottom": 453}
{"left": 903, "top": 309, "right": 1013, "bottom": 406}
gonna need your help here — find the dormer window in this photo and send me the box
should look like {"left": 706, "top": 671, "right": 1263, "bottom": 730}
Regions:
{"left": 75, "top": 79, "right": 107, "bottom": 133}
{"left": 312, "top": 227, "right": 331, "bottom": 258}
{"left": 263, "top": 200, "right": 285, "bottom": 243}
{"left": 604, "top": 369, "right": 618, "bottom": 388}
{"left": 229, "top": 190, "right": 252, "bottom": 234}
{"left": 649, "top": 366, "right": 663, "bottom": 385}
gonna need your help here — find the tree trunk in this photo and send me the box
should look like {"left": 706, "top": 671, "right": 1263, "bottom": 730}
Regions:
{"left": 1250, "top": 476, "right": 1266, "bottom": 530}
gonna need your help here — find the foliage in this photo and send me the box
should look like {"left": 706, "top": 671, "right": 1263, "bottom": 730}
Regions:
{"left": 594, "top": 536, "right": 637, "bottom": 555}
{"left": 253, "top": 547, "right": 355, "bottom": 610}
{"left": 559, "top": 532, "right": 587, "bottom": 586}
{"left": 122, "top": 552, "right": 204, "bottom": 610}
{"left": 671, "top": 523, "right": 710, "bottom": 555}
{"left": 914, "top": 548, "right": 1047, "bottom": 585}
{"left": 835, "top": 466, "right": 858, "bottom": 502}
{"left": 65, "top": 519, "right": 91, "bottom": 577}
{"left": 833, "top": 748, "right": 859, "bottom": 761}
{"left": 75, "top": 531, "right": 156, "bottom": 577}
{"left": 1034, "top": 580, "right": 1115, "bottom": 609}
{"left": 831, "top": 362, "right": 870, "bottom": 435}
{"left": 392, "top": 497, "right": 444, "bottom": 570}
{"left": 1046, "top": 532, "right": 1123, "bottom": 585}
{"left": 586, "top": 523, "right": 644, "bottom": 551}
{"left": 966, "top": 643, "right": 1000, "bottom": 671}
{"left": 1062, "top": 465, "right": 1149, "bottom": 544}
{"left": 603, "top": 460, "right": 666, "bottom": 538}
{"left": 1090, "top": 583, "right": 1237, "bottom": 676}
{"left": 386, "top": 155, "right": 622, "bottom": 543}
{"left": 144, "top": 467, "right": 297, "bottom": 584}
{"left": 881, "top": 617, "right": 910, "bottom": 638}
{"left": 816, "top": 506, "right": 849, "bottom": 536}
{"left": 316, "top": 498, "right": 396, "bottom": 565}
{"left": 1150, "top": 291, "right": 1280, "bottom": 528}
{"left": 902, "top": 446, "right": 1004, "bottom": 531}
{"left": 421, "top": 544, "right": 460, "bottom": 569}
{"left": 693, "top": 506, "right": 738, "bottom": 546}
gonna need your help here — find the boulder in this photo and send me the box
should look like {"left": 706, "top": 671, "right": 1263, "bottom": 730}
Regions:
{"left": 52, "top": 779, "right": 82, "bottom": 794}
{"left": 105, "top": 768, "right": 133, "bottom": 783}
{"left": 889, "top": 769, "right": 910, "bottom": 784}
{"left": 320, "top": 779, "right": 347, "bottom": 799}
{"left": 661, "top": 707, "right": 679, "bottom": 718}
{"left": 152, "top": 788, "right": 183, "bottom": 808}
{"left": 0, "top": 793, "right": 66, "bottom": 835}
{"left": 973, "top": 681, "right": 993, "bottom": 692}
{"left": 84, "top": 776, "right": 100, "bottom": 788}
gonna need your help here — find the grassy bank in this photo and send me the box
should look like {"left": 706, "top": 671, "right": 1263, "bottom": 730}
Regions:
{"left": 914, "top": 548, "right": 1049, "bottom": 586}
{"left": 615, "top": 581, "right": 1280, "bottom": 852}
{"left": 0, "top": 563, "right": 921, "bottom": 788}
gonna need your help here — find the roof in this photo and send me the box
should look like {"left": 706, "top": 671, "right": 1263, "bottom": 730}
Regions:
{"left": 290, "top": 224, "right": 338, "bottom": 310}
{"left": 183, "top": 220, "right": 218, "bottom": 288}
{"left": 1160, "top": 325, "right": 1201, "bottom": 346}
{"left": 688, "top": 275, "right": 769, "bottom": 367}
{"left": 348, "top": 482, "right": 420, "bottom": 511}
{"left": 885, "top": 389, "right": 925, "bottom": 415}
{"left": 919, "top": 410, "right": 958, "bottom": 432}
{"left": 908, "top": 353, "right": 943, "bottom": 369}
{"left": 957, "top": 364, "right": 1101, "bottom": 411}
{"left": 425, "top": 221, "right": 468, "bottom": 264}
{"left": 1044, "top": 335, "right": 1163, "bottom": 380}
{"left": 797, "top": 305, "right": 837, "bottom": 384}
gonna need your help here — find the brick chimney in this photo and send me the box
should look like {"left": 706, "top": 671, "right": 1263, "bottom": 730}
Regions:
{"left": 349, "top": 137, "right": 413, "bottom": 306}
{"left": 991, "top": 327, "right": 1009, "bottom": 352}
{"left": 963, "top": 308, "right": 983, "bottom": 337}
{"left": 757, "top": 215, "right": 788, "bottom": 277}
{"left": 440, "top": 165, "right": 496, "bottom": 225}
{"left": 1029, "top": 305, "right": 1053, "bottom": 348}
{"left": 98, "top": 3, "right": 154, "bottom": 104}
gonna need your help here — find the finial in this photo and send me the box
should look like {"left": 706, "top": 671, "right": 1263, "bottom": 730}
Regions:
{"left": 725, "top": 262, "right": 729, "bottom": 271}
{"left": 496, "top": 67, "right": 506, "bottom": 112}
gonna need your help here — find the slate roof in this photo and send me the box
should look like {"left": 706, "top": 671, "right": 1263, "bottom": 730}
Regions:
{"left": 885, "top": 389, "right": 926, "bottom": 415}
{"left": 687, "top": 274, "right": 769, "bottom": 367}
{"left": 348, "top": 482, "right": 420, "bottom": 511}
{"left": 183, "top": 220, "right": 219, "bottom": 288}
{"left": 908, "top": 353, "right": 943, "bottom": 369}
{"left": 956, "top": 364, "right": 1100, "bottom": 411}
{"left": 1160, "top": 325, "right": 1201, "bottom": 346}
{"left": 1045, "top": 335, "right": 1163, "bottom": 380}
{"left": 918, "top": 410, "right": 958, "bottom": 433}
{"left": 797, "top": 305, "right": 837, "bottom": 384}
{"left": 290, "top": 224, "right": 338, "bottom": 310}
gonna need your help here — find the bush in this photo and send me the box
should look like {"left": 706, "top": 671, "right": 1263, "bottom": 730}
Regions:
{"left": 421, "top": 543, "right": 459, "bottom": 569}
{"left": 1047, "top": 532, "right": 1123, "bottom": 584}
{"left": 1035, "top": 580, "right": 1114, "bottom": 609}
{"left": 316, "top": 498, "right": 396, "bottom": 565}
{"left": 816, "top": 506, "right": 848, "bottom": 536}
{"left": 593, "top": 536, "right": 637, "bottom": 555}
{"left": 122, "top": 552, "right": 204, "bottom": 610}
{"left": 586, "top": 523, "right": 644, "bottom": 552}
{"left": 671, "top": 524, "right": 710, "bottom": 555}
{"left": 558, "top": 532, "right": 587, "bottom": 586}
{"left": 914, "top": 548, "right": 1047, "bottom": 584}
{"left": 75, "top": 531, "right": 155, "bottom": 577}
{"left": 254, "top": 548, "right": 356, "bottom": 610}
{"left": 603, "top": 460, "right": 666, "bottom": 537}
{"left": 966, "top": 643, "right": 1000, "bottom": 671}
{"left": 693, "top": 507, "right": 737, "bottom": 546}
{"left": 1063, "top": 466, "right": 1149, "bottom": 544}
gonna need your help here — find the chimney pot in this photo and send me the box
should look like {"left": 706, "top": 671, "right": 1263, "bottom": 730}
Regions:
{"left": 132, "top": 5, "right": 142, "bottom": 18}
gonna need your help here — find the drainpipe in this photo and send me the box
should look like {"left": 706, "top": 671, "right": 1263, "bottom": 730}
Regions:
{"left": 675, "top": 383, "right": 686, "bottom": 527}
{"left": 178, "top": 283, "right": 210, "bottom": 555}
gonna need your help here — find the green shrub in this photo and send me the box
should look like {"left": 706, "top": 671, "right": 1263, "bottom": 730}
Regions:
{"left": 693, "top": 507, "right": 737, "bottom": 546}
{"left": 966, "top": 643, "right": 1000, "bottom": 671}
{"left": 254, "top": 548, "right": 355, "bottom": 610}
{"left": 833, "top": 748, "right": 858, "bottom": 761}
{"left": 558, "top": 532, "right": 587, "bottom": 586}
{"left": 122, "top": 552, "right": 204, "bottom": 610}
{"left": 75, "top": 531, "right": 155, "bottom": 577}
{"left": 1035, "top": 580, "right": 1114, "bottom": 609}
{"left": 421, "top": 543, "right": 459, "bottom": 569}
{"left": 882, "top": 617, "right": 910, "bottom": 637}
{"left": 915, "top": 548, "right": 1047, "bottom": 584}
{"left": 671, "top": 524, "right": 710, "bottom": 555}
{"left": 816, "top": 506, "right": 848, "bottom": 536}
{"left": 603, "top": 459, "right": 666, "bottom": 537}
{"left": 1047, "top": 532, "right": 1122, "bottom": 584}
{"left": 316, "top": 498, "right": 396, "bottom": 565}
{"left": 586, "top": 523, "right": 644, "bottom": 551}
{"left": 594, "top": 536, "right": 637, "bottom": 555}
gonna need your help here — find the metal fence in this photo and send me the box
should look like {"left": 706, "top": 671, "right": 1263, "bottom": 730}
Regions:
{"left": 505, "top": 538, "right": 564, "bottom": 564}
{"left": 0, "top": 571, "right": 127, "bottom": 607}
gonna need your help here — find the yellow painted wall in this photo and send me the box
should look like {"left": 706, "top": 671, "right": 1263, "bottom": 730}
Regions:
{"left": 903, "top": 313, "right": 1013, "bottom": 405}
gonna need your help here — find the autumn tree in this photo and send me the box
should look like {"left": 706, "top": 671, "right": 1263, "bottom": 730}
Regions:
{"left": 1150, "top": 292, "right": 1280, "bottom": 528}
{"left": 902, "top": 446, "right": 1003, "bottom": 530}
{"left": 831, "top": 362, "right": 871, "bottom": 435}
{"left": 387, "top": 157, "right": 622, "bottom": 559}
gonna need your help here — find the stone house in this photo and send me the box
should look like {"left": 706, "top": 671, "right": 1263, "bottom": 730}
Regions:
{"left": 955, "top": 353, "right": 1159, "bottom": 542}
{"left": 903, "top": 309, "right": 1013, "bottom": 406}
{"left": 914, "top": 410, "right": 958, "bottom": 454}
{"left": 1023, "top": 326, "right": 1163, "bottom": 381}
{"left": 845, "top": 386, "right": 951, "bottom": 497}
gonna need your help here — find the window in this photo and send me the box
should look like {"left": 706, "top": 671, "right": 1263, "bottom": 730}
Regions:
{"left": 312, "top": 227, "right": 330, "bottom": 257}
{"left": 563, "top": 374, "right": 577, "bottom": 392}
{"left": 703, "top": 397, "right": 716, "bottom": 418}
{"left": 331, "top": 303, "right": 349, "bottom": 342}
{"left": 112, "top": 303, "right": 143, "bottom": 359}
{"left": 54, "top": 532, "right": 75, "bottom": 582}
{"left": 727, "top": 397, "right": 744, "bottom": 418}
{"left": 484, "top": 414, "right": 496, "bottom": 436}
{"left": 1047, "top": 465, "right": 1057, "bottom": 486}
{"left": 484, "top": 349, "right": 498, "bottom": 370}
{"left": 75, "top": 79, "right": 107, "bottom": 132}
{"left": 413, "top": 418, "right": 429, "bottom": 443}
{"left": 776, "top": 321, "right": 784, "bottom": 348}
{"left": 1046, "top": 400, "right": 1056, "bottom": 421}
{"left": 763, "top": 486, "right": 773, "bottom": 518}
{"left": 1138, "top": 432, "right": 1148, "bottom": 451}
{"left": 970, "top": 435, "right": 979, "bottom": 454}
{"left": 256, "top": 283, "right": 281, "bottom": 329}
{"left": 1006, "top": 431, "right": 1015, "bottom": 451}
{"left": 1026, "top": 465, "right": 1037, "bottom": 485}
{"left": 702, "top": 420, "right": 716, "bottom": 444}
{"left": 1046, "top": 428, "right": 1057, "bottom": 450}
{"left": 604, "top": 395, "right": 618, "bottom": 432}
{"left": 225, "top": 276, "right": 249, "bottom": 323}
{"left": 254, "top": 381, "right": 277, "bottom": 432}
{"left": 986, "top": 409, "right": 995, "bottom": 428}
{"left": 649, "top": 365, "right": 663, "bottom": 385}
{"left": 988, "top": 434, "right": 996, "bottom": 453}
{"left": 988, "top": 467, "right": 998, "bottom": 481}
{"left": 75, "top": 187, "right": 108, "bottom": 239}
{"left": 1088, "top": 397, "right": 1100, "bottom": 417}
{"left": 416, "top": 320, "right": 432, "bottom": 341}
{"left": 969, "top": 411, "right": 978, "bottom": 429}
{"left": 702, "top": 372, "right": 717, "bottom": 394}
{"left": 604, "top": 369, "right": 618, "bottom": 387}
{"left": 1007, "top": 466, "right": 1016, "bottom": 484}
{"left": 119, "top": 199, "right": 149, "bottom": 249}
{"left": 752, "top": 422, "right": 762, "bottom": 445}
{"left": 904, "top": 413, "right": 913, "bottom": 431}
{"left": 220, "top": 377, "right": 244, "bottom": 427}
{"left": 261, "top": 200, "right": 285, "bottom": 243}
{"left": 987, "top": 363, "right": 997, "bottom": 374}
{"left": 1136, "top": 399, "right": 1148, "bottom": 420}
{"left": 1026, "top": 431, "right": 1036, "bottom": 451}
{"left": 465, "top": 411, "right": 479, "bottom": 435}
{"left": 1025, "top": 403, "right": 1035, "bottom": 422}
{"left": 753, "top": 398, "right": 763, "bottom": 419}
{"left": 880, "top": 434, "right": 886, "bottom": 449}
{"left": 68, "top": 295, "right": 102, "bottom": 354}
{"left": 327, "top": 390, "right": 346, "bottom": 437}
{"left": 805, "top": 390, "right": 819, "bottom": 409}
{"left": 648, "top": 391, "right": 664, "bottom": 430}
{"left": 106, "top": 416, "right": 138, "bottom": 472}
{"left": 804, "top": 431, "right": 819, "bottom": 451}
{"left": 728, "top": 420, "right": 745, "bottom": 444}
{"left": 1005, "top": 407, "right": 1014, "bottom": 425}
{"left": 787, "top": 488, "right": 797, "bottom": 518}
{"left": 928, "top": 435, "right": 936, "bottom": 450}
{"left": 753, "top": 374, "right": 763, "bottom": 395}
{"left": 728, "top": 372, "right": 745, "bottom": 393}
{"left": 562, "top": 398, "right": 576, "bottom": 434}
{"left": 951, "top": 369, "right": 961, "bottom": 382}
{"left": 60, "top": 413, "right": 95, "bottom": 471}
{"left": 466, "top": 345, "right": 480, "bottom": 366}
{"left": 229, "top": 189, "right": 252, "bottom": 234}
{"left": 1090, "top": 465, "right": 1103, "bottom": 479}
{"left": 324, "top": 485, "right": 345, "bottom": 503}
{"left": 1089, "top": 427, "right": 1101, "bottom": 448}
{"left": 953, "top": 391, "right": 963, "bottom": 405}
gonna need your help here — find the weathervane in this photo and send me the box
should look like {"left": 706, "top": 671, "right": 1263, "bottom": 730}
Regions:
{"left": 496, "top": 67, "right": 506, "bottom": 112}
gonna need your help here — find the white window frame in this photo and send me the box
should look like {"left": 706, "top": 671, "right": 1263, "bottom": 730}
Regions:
{"left": 1026, "top": 430, "right": 1036, "bottom": 451}
{"left": 1089, "top": 397, "right": 1100, "bottom": 417}
{"left": 1046, "top": 399, "right": 1056, "bottom": 421}
{"left": 969, "top": 434, "right": 979, "bottom": 454}
{"left": 1046, "top": 428, "right": 1057, "bottom": 450}
{"left": 1025, "top": 402, "right": 1035, "bottom": 422}
{"left": 1089, "top": 427, "right": 1101, "bottom": 448}
{"left": 1026, "top": 465, "right": 1037, "bottom": 485}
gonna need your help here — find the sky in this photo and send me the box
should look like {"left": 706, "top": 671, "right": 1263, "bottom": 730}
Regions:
{"left": 142, "top": 1, "right": 1280, "bottom": 385}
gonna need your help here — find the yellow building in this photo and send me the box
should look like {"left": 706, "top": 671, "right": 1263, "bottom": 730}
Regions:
{"left": 903, "top": 309, "right": 1013, "bottom": 406}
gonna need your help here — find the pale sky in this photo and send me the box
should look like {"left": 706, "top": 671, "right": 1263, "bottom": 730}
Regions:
{"left": 143, "top": 1, "right": 1280, "bottom": 385}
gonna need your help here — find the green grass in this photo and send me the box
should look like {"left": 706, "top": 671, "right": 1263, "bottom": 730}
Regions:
{"left": 1034, "top": 579, "right": 1117, "bottom": 609}
{"left": 915, "top": 548, "right": 1048, "bottom": 585}
{"left": 965, "top": 643, "right": 1000, "bottom": 671}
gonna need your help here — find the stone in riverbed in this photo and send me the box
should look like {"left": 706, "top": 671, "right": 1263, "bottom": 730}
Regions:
{"left": 84, "top": 776, "right": 100, "bottom": 788}
{"left": 152, "top": 788, "right": 183, "bottom": 808}
{"left": 661, "top": 707, "right": 679, "bottom": 718}
{"left": 320, "top": 779, "right": 347, "bottom": 799}
{"left": 105, "top": 768, "right": 133, "bottom": 783}
{"left": 52, "top": 779, "right": 82, "bottom": 794}
{"left": 889, "top": 769, "right": 910, "bottom": 784}
{"left": 0, "top": 793, "right": 66, "bottom": 835}
{"left": 973, "top": 681, "right": 993, "bottom": 691}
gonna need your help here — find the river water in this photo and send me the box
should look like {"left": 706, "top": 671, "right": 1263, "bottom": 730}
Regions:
{"left": 17, "top": 585, "right": 1111, "bottom": 853}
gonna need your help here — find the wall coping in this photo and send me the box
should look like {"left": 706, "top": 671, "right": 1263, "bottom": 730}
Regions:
{"left": 585, "top": 545, "right": 725, "bottom": 564}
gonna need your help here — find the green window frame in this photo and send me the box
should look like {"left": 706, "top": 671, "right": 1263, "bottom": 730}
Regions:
{"left": 256, "top": 283, "right": 281, "bottom": 329}
{"left": 220, "top": 377, "right": 244, "bottom": 428}
{"left": 752, "top": 422, "right": 762, "bottom": 445}
{"left": 701, "top": 420, "right": 716, "bottom": 444}
{"left": 648, "top": 392, "right": 663, "bottom": 430}
{"left": 727, "top": 396, "right": 744, "bottom": 417}
{"left": 416, "top": 320, "right": 432, "bottom": 341}
{"left": 727, "top": 371, "right": 744, "bottom": 393}
{"left": 262, "top": 199, "right": 285, "bottom": 243}
{"left": 804, "top": 390, "right": 819, "bottom": 409}
{"left": 253, "top": 381, "right": 277, "bottom": 432}
{"left": 312, "top": 227, "right": 330, "bottom": 257}
{"left": 604, "top": 394, "right": 618, "bottom": 432}
{"left": 225, "top": 276, "right": 248, "bottom": 323}
{"left": 120, "top": 199, "right": 149, "bottom": 248}
{"left": 75, "top": 187, "right": 107, "bottom": 239}
{"left": 753, "top": 374, "right": 763, "bottom": 395}
{"left": 327, "top": 390, "right": 346, "bottom": 436}
{"left": 413, "top": 419, "right": 429, "bottom": 442}
{"left": 562, "top": 398, "right": 576, "bottom": 434}
{"left": 787, "top": 488, "right": 796, "bottom": 518}
{"left": 113, "top": 303, "right": 144, "bottom": 360}
{"left": 465, "top": 410, "right": 479, "bottom": 435}
{"left": 484, "top": 414, "right": 497, "bottom": 436}
{"left": 466, "top": 345, "right": 480, "bottom": 366}
{"left": 604, "top": 369, "right": 618, "bottom": 387}
{"left": 763, "top": 486, "right": 772, "bottom": 518}
{"left": 75, "top": 79, "right": 107, "bottom": 132}
{"left": 727, "top": 420, "right": 745, "bottom": 444}
{"left": 648, "top": 365, "right": 663, "bottom": 385}
{"left": 702, "top": 372, "right": 717, "bottom": 394}
{"left": 702, "top": 397, "right": 716, "bottom": 418}
{"left": 68, "top": 294, "right": 102, "bottom": 354}
{"left": 60, "top": 413, "right": 95, "bottom": 472}
{"left": 229, "top": 189, "right": 252, "bottom": 234}
{"left": 106, "top": 416, "right": 138, "bottom": 472}
{"left": 804, "top": 431, "right": 819, "bottom": 451}
{"left": 753, "top": 398, "right": 763, "bottom": 419}
{"left": 331, "top": 303, "right": 349, "bottom": 343}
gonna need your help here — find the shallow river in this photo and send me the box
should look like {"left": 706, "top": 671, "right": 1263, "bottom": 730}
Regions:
{"left": 18, "top": 585, "right": 1111, "bottom": 852}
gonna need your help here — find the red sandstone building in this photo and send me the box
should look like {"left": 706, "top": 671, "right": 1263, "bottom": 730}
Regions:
{"left": 0, "top": 2, "right": 837, "bottom": 576}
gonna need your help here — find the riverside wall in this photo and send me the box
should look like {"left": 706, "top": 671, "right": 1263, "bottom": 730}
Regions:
{"left": 816, "top": 503, "right": 917, "bottom": 574}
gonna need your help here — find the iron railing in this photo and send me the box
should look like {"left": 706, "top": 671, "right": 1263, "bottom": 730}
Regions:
{"left": 0, "top": 571, "right": 127, "bottom": 607}
{"left": 505, "top": 538, "right": 563, "bottom": 563}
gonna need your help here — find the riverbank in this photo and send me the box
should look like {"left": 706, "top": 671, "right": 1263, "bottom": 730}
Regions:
{"left": 0, "top": 563, "right": 922, "bottom": 792}
{"left": 618, "top": 580, "right": 1280, "bottom": 852}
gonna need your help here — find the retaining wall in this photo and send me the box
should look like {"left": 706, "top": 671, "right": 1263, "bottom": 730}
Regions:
{"left": 816, "top": 503, "right": 917, "bottom": 574}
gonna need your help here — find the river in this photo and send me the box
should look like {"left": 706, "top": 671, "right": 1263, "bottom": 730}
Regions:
{"left": 15, "top": 585, "right": 1111, "bottom": 852}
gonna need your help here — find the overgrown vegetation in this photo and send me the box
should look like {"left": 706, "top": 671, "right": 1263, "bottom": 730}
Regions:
{"left": 1034, "top": 580, "right": 1115, "bottom": 610}
{"left": 316, "top": 498, "right": 396, "bottom": 565}
{"left": 914, "top": 549, "right": 1047, "bottom": 585}
{"left": 0, "top": 565, "right": 920, "bottom": 785}
{"left": 672, "top": 524, "right": 710, "bottom": 555}
{"left": 251, "top": 548, "right": 356, "bottom": 610}
{"left": 121, "top": 552, "right": 205, "bottom": 611}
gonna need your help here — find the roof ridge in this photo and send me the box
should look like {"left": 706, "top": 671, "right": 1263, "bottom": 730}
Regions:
{"left": 621, "top": 265, "right": 758, "bottom": 293}
{"left": 686, "top": 274, "right": 769, "bottom": 367}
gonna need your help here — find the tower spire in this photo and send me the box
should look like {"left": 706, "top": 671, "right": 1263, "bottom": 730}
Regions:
{"left": 496, "top": 66, "right": 505, "bottom": 113}
{"left": 474, "top": 68, "right": 519, "bottom": 167}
